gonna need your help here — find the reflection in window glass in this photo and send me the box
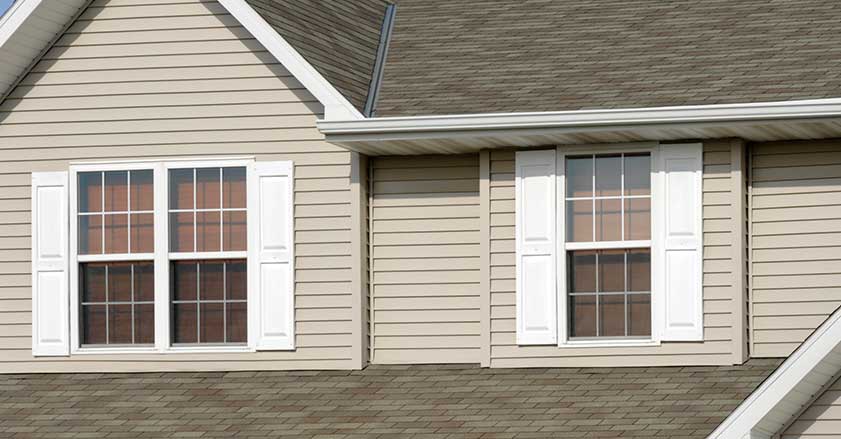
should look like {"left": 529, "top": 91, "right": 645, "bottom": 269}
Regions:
{"left": 171, "top": 260, "right": 247, "bottom": 345}
{"left": 80, "top": 262, "right": 154, "bottom": 346}
{"left": 78, "top": 170, "right": 154, "bottom": 255}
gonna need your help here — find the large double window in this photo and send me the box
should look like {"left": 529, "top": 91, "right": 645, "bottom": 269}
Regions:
{"left": 564, "top": 153, "right": 651, "bottom": 339}
{"left": 73, "top": 161, "right": 249, "bottom": 350}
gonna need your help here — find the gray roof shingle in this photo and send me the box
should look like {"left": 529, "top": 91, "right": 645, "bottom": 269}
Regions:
{"left": 0, "top": 359, "right": 780, "bottom": 438}
{"left": 372, "top": 0, "right": 841, "bottom": 116}
{"left": 246, "top": 0, "right": 391, "bottom": 113}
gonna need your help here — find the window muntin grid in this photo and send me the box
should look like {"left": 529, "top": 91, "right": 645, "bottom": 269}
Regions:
{"left": 80, "top": 262, "right": 154, "bottom": 346}
{"left": 78, "top": 170, "right": 154, "bottom": 255}
{"left": 565, "top": 153, "right": 652, "bottom": 339}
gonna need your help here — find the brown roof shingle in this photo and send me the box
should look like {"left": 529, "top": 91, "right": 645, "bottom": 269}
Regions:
{"left": 0, "top": 359, "right": 780, "bottom": 438}
{"left": 373, "top": 0, "right": 841, "bottom": 116}
{"left": 246, "top": 0, "right": 391, "bottom": 113}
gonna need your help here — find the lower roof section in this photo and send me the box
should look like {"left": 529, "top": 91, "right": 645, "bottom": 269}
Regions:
{"left": 319, "top": 98, "right": 841, "bottom": 155}
{"left": 0, "top": 360, "right": 780, "bottom": 437}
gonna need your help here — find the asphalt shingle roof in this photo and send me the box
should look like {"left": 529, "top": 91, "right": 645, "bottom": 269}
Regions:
{"left": 372, "top": 0, "right": 841, "bottom": 116}
{"left": 0, "top": 359, "right": 780, "bottom": 438}
{"left": 246, "top": 0, "right": 391, "bottom": 113}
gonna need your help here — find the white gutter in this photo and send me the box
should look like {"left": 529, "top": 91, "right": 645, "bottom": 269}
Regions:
{"left": 318, "top": 97, "right": 841, "bottom": 136}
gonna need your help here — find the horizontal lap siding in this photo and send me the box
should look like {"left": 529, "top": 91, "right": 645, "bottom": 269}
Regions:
{"left": 751, "top": 140, "right": 841, "bottom": 358}
{"left": 370, "top": 155, "right": 481, "bottom": 364}
{"left": 0, "top": 0, "right": 356, "bottom": 372}
{"left": 784, "top": 376, "right": 841, "bottom": 438}
{"left": 488, "top": 142, "right": 736, "bottom": 368}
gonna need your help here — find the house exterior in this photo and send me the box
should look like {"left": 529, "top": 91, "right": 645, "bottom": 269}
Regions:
{"left": 2, "top": 0, "right": 841, "bottom": 437}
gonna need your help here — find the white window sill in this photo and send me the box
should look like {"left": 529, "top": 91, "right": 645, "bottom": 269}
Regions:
{"left": 72, "top": 346, "right": 256, "bottom": 355}
{"left": 557, "top": 339, "right": 660, "bottom": 349}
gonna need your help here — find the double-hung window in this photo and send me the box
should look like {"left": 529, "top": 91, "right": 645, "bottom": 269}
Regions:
{"left": 28, "top": 158, "right": 296, "bottom": 356}
{"left": 515, "top": 144, "right": 703, "bottom": 347}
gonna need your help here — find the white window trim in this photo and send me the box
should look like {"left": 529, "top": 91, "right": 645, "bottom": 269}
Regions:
{"left": 68, "top": 157, "right": 259, "bottom": 355}
{"left": 556, "top": 144, "right": 663, "bottom": 348}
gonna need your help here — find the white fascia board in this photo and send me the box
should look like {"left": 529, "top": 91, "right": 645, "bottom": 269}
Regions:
{"left": 707, "top": 306, "right": 841, "bottom": 438}
{"left": 217, "top": 0, "right": 363, "bottom": 121}
{"left": 0, "top": 0, "right": 41, "bottom": 45}
{"left": 318, "top": 97, "right": 841, "bottom": 136}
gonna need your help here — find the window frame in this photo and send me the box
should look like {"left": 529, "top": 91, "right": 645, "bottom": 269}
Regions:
{"left": 69, "top": 157, "right": 257, "bottom": 355}
{"left": 556, "top": 144, "right": 662, "bottom": 348}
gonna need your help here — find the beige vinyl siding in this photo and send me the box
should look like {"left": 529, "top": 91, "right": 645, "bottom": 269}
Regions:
{"left": 0, "top": 0, "right": 359, "bottom": 372}
{"left": 369, "top": 155, "right": 481, "bottom": 364}
{"left": 487, "top": 141, "right": 740, "bottom": 367}
{"left": 751, "top": 140, "right": 841, "bottom": 358}
{"left": 783, "top": 375, "right": 841, "bottom": 438}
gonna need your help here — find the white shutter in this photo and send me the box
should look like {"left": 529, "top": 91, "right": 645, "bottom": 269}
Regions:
{"left": 31, "top": 172, "right": 70, "bottom": 356}
{"left": 249, "top": 161, "right": 295, "bottom": 350}
{"left": 658, "top": 143, "right": 704, "bottom": 341}
{"left": 515, "top": 150, "right": 557, "bottom": 345}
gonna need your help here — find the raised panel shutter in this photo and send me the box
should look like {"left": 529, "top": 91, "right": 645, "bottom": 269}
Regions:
{"left": 515, "top": 150, "right": 557, "bottom": 345}
{"left": 659, "top": 144, "right": 704, "bottom": 341}
{"left": 249, "top": 161, "right": 295, "bottom": 350}
{"left": 31, "top": 172, "right": 70, "bottom": 356}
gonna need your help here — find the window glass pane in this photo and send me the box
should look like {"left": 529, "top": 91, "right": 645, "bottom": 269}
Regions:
{"left": 200, "top": 262, "right": 224, "bottom": 301}
{"left": 134, "top": 262, "right": 155, "bottom": 302}
{"left": 172, "top": 261, "right": 197, "bottom": 301}
{"left": 130, "top": 170, "right": 154, "bottom": 211}
{"left": 104, "top": 214, "right": 128, "bottom": 254}
{"left": 130, "top": 213, "right": 154, "bottom": 253}
{"left": 169, "top": 169, "right": 193, "bottom": 210}
{"left": 595, "top": 155, "right": 621, "bottom": 197}
{"left": 196, "top": 211, "right": 221, "bottom": 252}
{"left": 223, "top": 211, "right": 247, "bottom": 251}
{"left": 109, "top": 304, "right": 133, "bottom": 344}
{"left": 595, "top": 198, "right": 621, "bottom": 241}
{"left": 569, "top": 295, "right": 596, "bottom": 337}
{"left": 628, "top": 249, "right": 650, "bottom": 292}
{"left": 108, "top": 263, "right": 132, "bottom": 302}
{"left": 629, "top": 294, "right": 651, "bottom": 336}
{"left": 78, "top": 172, "right": 102, "bottom": 213}
{"left": 81, "top": 264, "right": 106, "bottom": 303}
{"left": 226, "top": 303, "right": 247, "bottom": 343}
{"left": 199, "top": 303, "right": 224, "bottom": 343}
{"left": 598, "top": 250, "right": 624, "bottom": 292}
{"left": 104, "top": 171, "right": 128, "bottom": 212}
{"left": 135, "top": 304, "right": 155, "bottom": 344}
{"left": 625, "top": 198, "right": 650, "bottom": 240}
{"left": 566, "top": 200, "right": 592, "bottom": 242}
{"left": 172, "top": 303, "right": 197, "bottom": 344}
{"left": 79, "top": 215, "right": 102, "bottom": 255}
{"left": 81, "top": 305, "right": 106, "bottom": 345}
{"left": 223, "top": 167, "right": 247, "bottom": 209}
{"left": 226, "top": 262, "right": 247, "bottom": 301}
{"left": 566, "top": 156, "right": 592, "bottom": 198}
{"left": 624, "top": 154, "right": 650, "bottom": 196}
{"left": 568, "top": 251, "right": 596, "bottom": 293}
{"left": 599, "top": 294, "right": 625, "bottom": 337}
{"left": 169, "top": 212, "right": 194, "bottom": 252}
{"left": 196, "top": 168, "right": 220, "bottom": 210}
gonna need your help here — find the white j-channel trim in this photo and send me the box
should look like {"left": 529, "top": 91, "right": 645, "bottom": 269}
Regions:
{"left": 217, "top": 0, "right": 363, "bottom": 121}
{"left": 708, "top": 306, "right": 841, "bottom": 439}
{"left": 318, "top": 97, "right": 841, "bottom": 135}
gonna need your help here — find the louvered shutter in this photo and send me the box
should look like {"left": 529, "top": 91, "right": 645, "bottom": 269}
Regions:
{"left": 515, "top": 150, "right": 558, "bottom": 345}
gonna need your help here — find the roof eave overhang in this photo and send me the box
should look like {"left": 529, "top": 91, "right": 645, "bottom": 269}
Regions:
{"left": 317, "top": 98, "right": 841, "bottom": 155}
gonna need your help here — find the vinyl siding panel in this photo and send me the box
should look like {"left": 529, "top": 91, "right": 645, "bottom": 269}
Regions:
{"left": 488, "top": 141, "right": 739, "bottom": 367}
{"left": 369, "top": 154, "right": 481, "bottom": 364}
{"left": 0, "top": 0, "right": 358, "bottom": 373}
{"left": 751, "top": 140, "right": 841, "bottom": 358}
{"left": 783, "top": 375, "right": 841, "bottom": 438}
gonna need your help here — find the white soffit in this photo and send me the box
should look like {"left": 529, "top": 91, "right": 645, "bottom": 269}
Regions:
{"left": 317, "top": 98, "right": 841, "bottom": 155}
{"left": 0, "top": 0, "right": 88, "bottom": 104}
{"left": 708, "top": 306, "right": 841, "bottom": 439}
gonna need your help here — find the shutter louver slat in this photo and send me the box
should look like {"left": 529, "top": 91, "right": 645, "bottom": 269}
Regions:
{"left": 249, "top": 161, "right": 295, "bottom": 350}
{"left": 659, "top": 144, "right": 704, "bottom": 341}
{"left": 515, "top": 150, "right": 557, "bottom": 345}
{"left": 31, "top": 172, "right": 70, "bottom": 356}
